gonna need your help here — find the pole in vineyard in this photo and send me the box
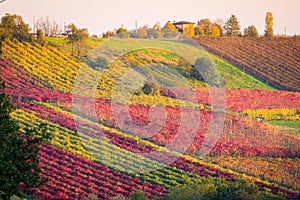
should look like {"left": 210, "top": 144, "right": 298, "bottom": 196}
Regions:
{"left": 285, "top": 27, "right": 287, "bottom": 36}
{"left": 33, "top": 16, "right": 36, "bottom": 34}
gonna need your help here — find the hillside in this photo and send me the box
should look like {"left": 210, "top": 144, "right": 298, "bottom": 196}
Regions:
{"left": 31, "top": 38, "right": 275, "bottom": 91}
{"left": 195, "top": 36, "right": 300, "bottom": 92}
{"left": 0, "top": 39, "right": 300, "bottom": 199}
{"left": 1, "top": 56, "right": 299, "bottom": 199}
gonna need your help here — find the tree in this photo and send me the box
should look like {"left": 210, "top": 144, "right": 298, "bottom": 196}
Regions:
{"left": 214, "top": 18, "right": 224, "bottom": 36}
{"left": 153, "top": 21, "right": 161, "bottom": 30}
{"left": 161, "top": 178, "right": 285, "bottom": 200}
{"left": 207, "top": 24, "right": 221, "bottom": 37}
{"left": 0, "top": 13, "right": 31, "bottom": 41}
{"left": 264, "top": 12, "right": 274, "bottom": 37}
{"left": 66, "top": 23, "right": 78, "bottom": 56}
{"left": 116, "top": 27, "right": 130, "bottom": 38}
{"left": 76, "top": 28, "right": 89, "bottom": 58}
{"left": 130, "top": 191, "right": 147, "bottom": 200}
{"left": 66, "top": 23, "right": 89, "bottom": 57}
{"left": 136, "top": 26, "right": 148, "bottom": 38}
{"left": 163, "top": 20, "right": 178, "bottom": 38}
{"left": 146, "top": 23, "right": 163, "bottom": 39}
{"left": 183, "top": 24, "right": 195, "bottom": 37}
{"left": 194, "top": 24, "right": 205, "bottom": 37}
{"left": 35, "top": 17, "right": 59, "bottom": 36}
{"left": 36, "top": 29, "right": 46, "bottom": 45}
{"left": 195, "top": 19, "right": 212, "bottom": 37}
{"left": 102, "top": 31, "right": 115, "bottom": 38}
{"left": 214, "top": 23, "right": 223, "bottom": 36}
{"left": 0, "top": 77, "right": 51, "bottom": 199}
{"left": 224, "top": 15, "right": 241, "bottom": 36}
{"left": 163, "top": 20, "right": 177, "bottom": 31}
{"left": 195, "top": 19, "right": 222, "bottom": 37}
{"left": 35, "top": 17, "right": 50, "bottom": 36}
{"left": 244, "top": 25, "right": 258, "bottom": 37}
{"left": 197, "top": 19, "right": 212, "bottom": 35}
{"left": 147, "top": 28, "right": 162, "bottom": 39}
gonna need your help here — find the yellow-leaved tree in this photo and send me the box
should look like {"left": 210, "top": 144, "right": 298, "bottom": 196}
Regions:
{"left": 264, "top": 12, "right": 274, "bottom": 37}
{"left": 163, "top": 20, "right": 178, "bottom": 38}
{"left": 164, "top": 20, "right": 177, "bottom": 31}
{"left": 183, "top": 24, "right": 195, "bottom": 37}
{"left": 207, "top": 24, "right": 221, "bottom": 37}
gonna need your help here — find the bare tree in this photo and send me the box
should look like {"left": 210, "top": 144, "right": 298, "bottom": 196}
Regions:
{"left": 35, "top": 17, "right": 59, "bottom": 36}
{"left": 43, "top": 17, "right": 52, "bottom": 36}
{"left": 35, "top": 17, "right": 43, "bottom": 33}
{"left": 50, "top": 21, "right": 59, "bottom": 36}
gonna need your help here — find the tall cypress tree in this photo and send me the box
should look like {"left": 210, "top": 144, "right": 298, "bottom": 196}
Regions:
{"left": 264, "top": 12, "right": 274, "bottom": 37}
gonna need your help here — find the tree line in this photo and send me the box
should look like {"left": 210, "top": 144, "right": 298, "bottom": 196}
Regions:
{"left": 0, "top": 11, "right": 276, "bottom": 45}
{"left": 103, "top": 12, "right": 274, "bottom": 39}
{"left": 0, "top": 11, "right": 276, "bottom": 56}
{"left": 0, "top": 13, "right": 89, "bottom": 58}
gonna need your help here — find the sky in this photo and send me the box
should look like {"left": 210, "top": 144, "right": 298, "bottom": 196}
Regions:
{"left": 0, "top": 0, "right": 299, "bottom": 36}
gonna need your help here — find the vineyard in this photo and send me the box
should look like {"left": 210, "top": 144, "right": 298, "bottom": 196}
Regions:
{"left": 195, "top": 36, "right": 300, "bottom": 92}
{"left": 208, "top": 156, "right": 300, "bottom": 191}
{"left": 0, "top": 38, "right": 300, "bottom": 199}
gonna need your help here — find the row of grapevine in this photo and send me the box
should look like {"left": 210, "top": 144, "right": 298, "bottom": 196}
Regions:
{"left": 1, "top": 57, "right": 299, "bottom": 158}
{"left": 16, "top": 90, "right": 299, "bottom": 159}
{"left": 36, "top": 144, "right": 167, "bottom": 199}
{"left": 1, "top": 41, "right": 203, "bottom": 107}
{"left": 12, "top": 108, "right": 236, "bottom": 189}
{"left": 68, "top": 96, "right": 300, "bottom": 157}
{"left": 195, "top": 88, "right": 300, "bottom": 111}
{"left": 243, "top": 108, "right": 300, "bottom": 121}
{"left": 208, "top": 156, "right": 300, "bottom": 191}
{"left": 1, "top": 56, "right": 299, "bottom": 198}
{"left": 195, "top": 37, "right": 300, "bottom": 91}
{"left": 2, "top": 45, "right": 300, "bottom": 112}
{"left": 13, "top": 103, "right": 298, "bottom": 199}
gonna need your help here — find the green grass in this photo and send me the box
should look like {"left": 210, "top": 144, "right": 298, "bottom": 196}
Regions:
{"left": 44, "top": 36, "right": 104, "bottom": 53}
{"left": 210, "top": 54, "right": 275, "bottom": 90}
{"left": 45, "top": 36, "right": 66, "bottom": 45}
{"left": 267, "top": 120, "right": 300, "bottom": 128}
{"left": 88, "top": 37, "right": 105, "bottom": 47}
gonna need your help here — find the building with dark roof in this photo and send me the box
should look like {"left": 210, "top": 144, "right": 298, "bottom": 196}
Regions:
{"left": 173, "top": 21, "right": 195, "bottom": 33}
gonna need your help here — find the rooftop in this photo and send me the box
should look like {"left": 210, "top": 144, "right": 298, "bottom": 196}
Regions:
{"left": 173, "top": 21, "right": 195, "bottom": 25}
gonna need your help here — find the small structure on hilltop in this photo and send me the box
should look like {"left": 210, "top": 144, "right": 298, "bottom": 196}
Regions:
{"left": 173, "top": 21, "right": 195, "bottom": 33}
{"left": 254, "top": 117, "right": 264, "bottom": 122}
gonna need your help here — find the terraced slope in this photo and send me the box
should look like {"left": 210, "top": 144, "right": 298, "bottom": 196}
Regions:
{"left": 195, "top": 36, "right": 300, "bottom": 91}
{"left": 1, "top": 39, "right": 300, "bottom": 199}
{"left": 1, "top": 56, "right": 300, "bottom": 198}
